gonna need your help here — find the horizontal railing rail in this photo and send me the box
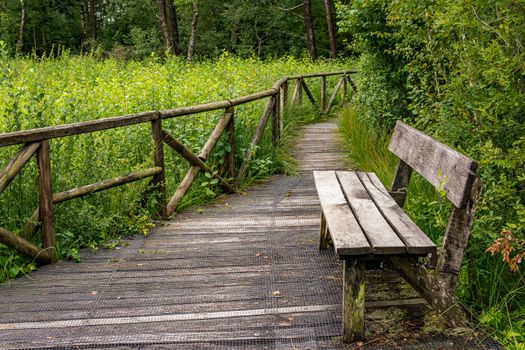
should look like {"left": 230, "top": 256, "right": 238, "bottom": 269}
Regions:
{"left": 0, "top": 70, "right": 357, "bottom": 264}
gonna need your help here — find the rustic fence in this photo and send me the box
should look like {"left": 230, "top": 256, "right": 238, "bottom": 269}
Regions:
{"left": 0, "top": 70, "right": 356, "bottom": 264}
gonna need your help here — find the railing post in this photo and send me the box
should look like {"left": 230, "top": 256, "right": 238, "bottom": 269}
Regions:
{"left": 279, "top": 80, "right": 287, "bottom": 130}
{"left": 321, "top": 76, "right": 327, "bottom": 112}
{"left": 226, "top": 107, "right": 236, "bottom": 178}
{"left": 151, "top": 115, "right": 167, "bottom": 218}
{"left": 272, "top": 94, "right": 280, "bottom": 146}
{"left": 343, "top": 76, "right": 348, "bottom": 100}
{"left": 291, "top": 78, "right": 303, "bottom": 107}
{"left": 37, "top": 140, "right": 56, "bottom": 263}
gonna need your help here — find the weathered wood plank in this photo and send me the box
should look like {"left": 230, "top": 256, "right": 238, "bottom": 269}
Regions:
{"left": 291, "top": 78, "right": 303, "bottom": 106}
{"left": 313, "top": 171, "right": 371, "bottom": 256}
{"left": 37, "top": 140, "right": 55, "bottom": 263}
{"left": 388, "top": 121, "right": 477, "bottom": 208}
{"left": 360, "top": 172, "right": 436, "bottom": 255}
{"left": 0, "top": 142, "right": 40, "bottom": 194}
{"left": 342, "top": 259, "right": 365, "bottom": 343}
{"left": 336, "top": 171, "right": 405, "bottom": 254}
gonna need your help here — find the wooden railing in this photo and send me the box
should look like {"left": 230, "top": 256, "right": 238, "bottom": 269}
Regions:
{"left": 0, "top": 70, "right": 356, "bottom": 264}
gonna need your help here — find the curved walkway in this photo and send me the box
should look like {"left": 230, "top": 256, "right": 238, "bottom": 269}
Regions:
{"left": 0, "top": 121, "right": 499, "bottom": 349}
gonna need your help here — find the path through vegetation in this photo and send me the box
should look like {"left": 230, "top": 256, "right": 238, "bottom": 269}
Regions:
{"left": 0, "top": 121, "right": 500, "bottom": 349}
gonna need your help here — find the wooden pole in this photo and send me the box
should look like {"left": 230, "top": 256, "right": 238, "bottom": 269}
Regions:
{"left": 321, "top": 76, "right": 327, "bottom": 112}
{"left": 301, "top": 79, "right": 317, "bottom": 107}
{"left": 326, "top": 77, "right": 344, "bottom": 113}
{"left": 342, "top": 259, "right": 365, "bottom": 342}
{"left": 272, "top": 92, "right": 280, "bottom": 146}
{"left": 199, "top": 109, "right": 234, "bottom": 160}
{"left": 0, "top": 226, "right": 53, "bottom": 264}
{"left": 166, "top": 166, "right": 200, "bottom": 216}
{"left": 238, "top": 97, "right": 276, "bottom": 179}
{"left": 0, "top": 142, "right": 40, "bottom": 194}
{"left": 37, "top": 140, "right": 56, "bottom": 263}
{"left": 279, "top": 81, "right": 287, "bottom": 133}
{"left": 226, "top": 108, "right": 236, "bottom": 178}
{"left": 342, "top": 77, "right": 348, "bottom": 100}
{"left": 21, "top": 167, "right": 163, "bottom": 239}
{"left": 292, "top": 78, "right": 303, "bottom": 106}
{"left": 389, "top": 159, "right": 413, "bottom": 207}
{"left": 151, "top": 117, "right": 167, "bottom": 218}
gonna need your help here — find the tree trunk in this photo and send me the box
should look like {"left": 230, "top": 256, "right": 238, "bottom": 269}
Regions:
{"left": 324, "top": 0, "right": 337, "bottom": 58}
{"left": 166, "top": 0, "right": 181, "bottom": 55}
{"left": 302, "top": 0, "right": 317, "bottom": 60}
{"left": 16, "top": 0, "right": 25, "bottom": 54}
{"left": 157, "top": 0, "right": 171, "bottom": 53}
{"left": 187, "top": 2, "right": 199, "bottom": 62}
{"left": 80, "top": 0, "right": 88, "bottom": 47}
{"left": 88, "top": 0, "right": 97, "bottom": 41}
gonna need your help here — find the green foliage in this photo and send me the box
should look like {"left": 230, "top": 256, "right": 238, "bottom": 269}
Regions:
{"left": 337, "top": 0, "right": 524, "bottom": 347}
{"left": 0, "top": 54, "right": 348, "bottom": 282}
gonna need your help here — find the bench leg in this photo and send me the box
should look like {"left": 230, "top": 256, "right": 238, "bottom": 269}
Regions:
{"left": 319, "top": 212, "right": 329, "bottom": 250}
{"left": 342, "top": 259, "right": 365, "bottom": 343}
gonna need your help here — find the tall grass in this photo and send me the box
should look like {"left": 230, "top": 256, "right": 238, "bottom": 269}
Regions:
{"left": 0, "top": 53, "right": 349, "bottom": 282}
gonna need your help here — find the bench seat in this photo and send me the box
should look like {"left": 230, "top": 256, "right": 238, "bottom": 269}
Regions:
{"left": 314, "top": 170, "right": 436, "bottom": 257}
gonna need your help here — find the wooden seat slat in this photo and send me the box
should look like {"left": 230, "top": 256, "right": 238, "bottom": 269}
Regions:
{"left": 336, "top": 171, "right": 406, "bottom": 255}
{"left": 358, "top": 172, "right": 436, "bottom": 255}
{"left": 313, "top": 171, "right": 371, "bottom": 255}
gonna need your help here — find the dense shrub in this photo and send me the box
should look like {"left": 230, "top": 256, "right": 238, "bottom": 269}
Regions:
{"left": 336, "top": 0, "right": 524, "bottom": 347}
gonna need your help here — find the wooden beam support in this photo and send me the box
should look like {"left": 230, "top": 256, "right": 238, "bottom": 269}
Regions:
{"left": 20, "top": 167, "right": 163, "bottom": 239}
{"left": 0, "top": 226, "right": 53, "bottom": 264}
{"left": 37, "top": 140, "right": 56, "bottom": 263}
{"left": 342, "top": 259, "right": 365, "bottom": 343}
{"left": 326, "top": 77, "right": 344, "bottom": 113}
{"left": 199, "top": 108, "right": 234, "bottom": 160}
{"left": 166, "top": 166, "right": 200, "bottom": 216}
{"left": 162, "top": 131, "right": 235, "bottom": 193}
{"left": 301, "top": 79, "right": 317, "bottom": 108}
{"left": 389, "top": 159, "right": 413, "bottom": 207}
{"left": 151, "top": 118, "right": 167, "bottom": 218}
{"left": 0, "top": 142, "right": 40, "bottom": 194}
{"left": 436, "top": 178, "right": 481, "bottom": 292}
{"left": 238, "top": 97, "right": 276, "bottom": 180}
{"left": 291, "top": 78, "right": 303, "bottom": 107}
{"left": 389, "top": 256, "right": 469, "bottom": 327}
{"left": 342, "top": 77, "right": 348, "bottom": 100}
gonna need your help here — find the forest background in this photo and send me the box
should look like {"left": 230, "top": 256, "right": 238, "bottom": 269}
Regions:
{"left": 0, "top": 0, "right": 524, "bottom": 349}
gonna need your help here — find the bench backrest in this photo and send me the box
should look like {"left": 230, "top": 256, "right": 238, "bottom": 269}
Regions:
{"left": 388, "top": 121, "right": 477, "bottom": 209}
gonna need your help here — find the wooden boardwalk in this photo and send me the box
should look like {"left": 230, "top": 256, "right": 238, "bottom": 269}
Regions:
{"left": 0, "top": 122, "right": 498, "bottom": 349}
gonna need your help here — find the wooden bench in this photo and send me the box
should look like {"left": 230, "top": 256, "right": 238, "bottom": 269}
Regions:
{"left": 314, "top": 121, "right": 480, "bottom": 343}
